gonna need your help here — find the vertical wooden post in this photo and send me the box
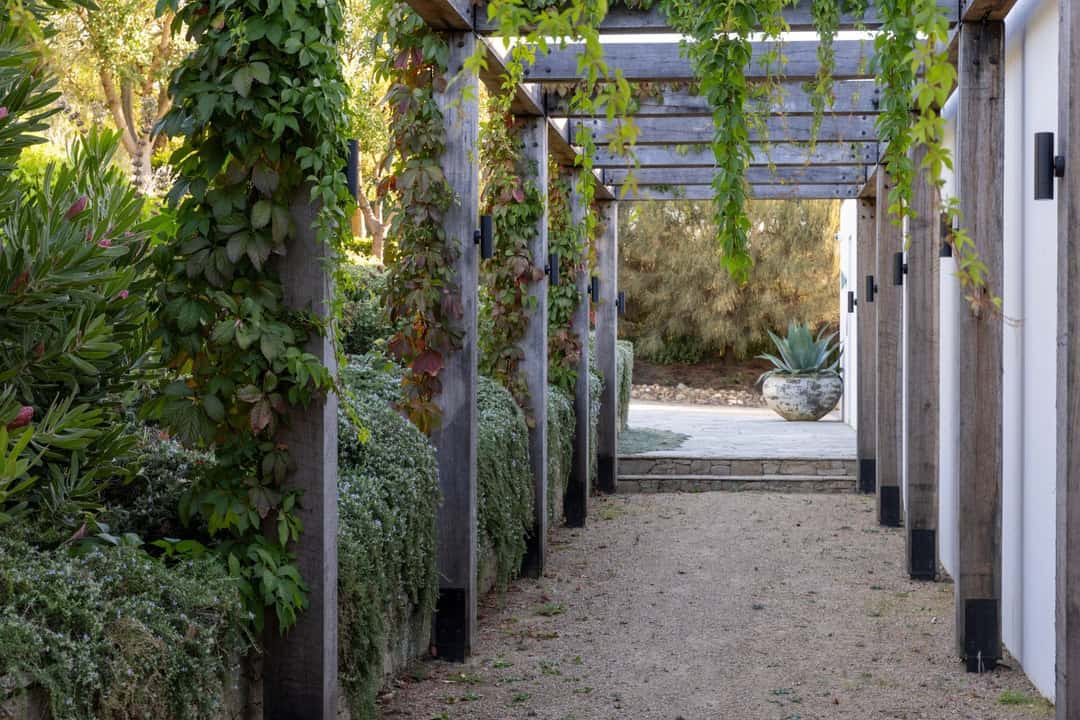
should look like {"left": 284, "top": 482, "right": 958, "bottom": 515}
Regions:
{"left": 905, "top": 144, "right": 941, "bottom": 580}
{"left": 263, "top": 192, "right": 339, "bottom": 719}
{"left": 430, "top": 32, "right": 479, "bottom": 662}
{"left": 875, "top": 169, "right": 903, "bottom": 527}
{"left": 955, "top": 19, "right": 1004, "bottom": 671}
{"left": 856, "top": 197, "right": 878, "bottom": 494}
{"left": 1060, "top": 0, "right": 1080, "bottom": 707}
{"left": 596, "top": 200, "right": 619, "bottom": 493}
{"left": 565, "top": 169, "right": 591, "bottom": 526}
{"left": 520, "top": 117, "right": 549, "bottom": 577}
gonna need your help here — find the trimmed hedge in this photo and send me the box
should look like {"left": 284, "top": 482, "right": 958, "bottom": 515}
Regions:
{"left": 617, "top": 339, "right": 634, "bottom": 431}
{"left": 0, "top": 539, "right": 249, "bottom": 720}
{"left": 336, "top": 356, "right": 439, "bottom": 720}
{"left": 546, "top": 384, "right": 574, "bottom": 525}
{"left": 477, "top": 376, "right": 534, "bottom": 589}
{"left": 339, "top": 259, "right": 393, "bottom": 356}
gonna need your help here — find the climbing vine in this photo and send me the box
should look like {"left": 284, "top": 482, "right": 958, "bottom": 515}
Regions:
{"left": 151, "top": 0, "right": 350, "bottom": 629}
{"left": 547, "top": 159, "right": 585, "bottom": 393}
{"left": 808, "top": 0, "right": 868, "bottom": 141}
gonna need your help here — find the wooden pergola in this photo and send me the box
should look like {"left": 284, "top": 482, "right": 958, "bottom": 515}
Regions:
{"left": 266, "top": 0, "right": 1080, "bottom": 717}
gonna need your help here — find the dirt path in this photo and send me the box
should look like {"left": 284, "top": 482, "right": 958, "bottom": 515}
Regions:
{"left": 380, "top": 493, "right": 1051, "bottom": 720}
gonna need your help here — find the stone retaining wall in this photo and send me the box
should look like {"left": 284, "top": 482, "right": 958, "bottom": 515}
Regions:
{"left": 619, "top": 457, "right": 856, "bottom": 477}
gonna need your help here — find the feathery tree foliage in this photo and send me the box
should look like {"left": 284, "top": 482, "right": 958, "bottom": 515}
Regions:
{"left": 619, "top": 199, "right": 839, "bottom": 364}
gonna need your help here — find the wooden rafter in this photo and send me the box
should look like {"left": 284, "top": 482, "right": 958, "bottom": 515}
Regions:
{"left": 619, "top": 184, "right": 861, "bottom": 200}
{"left": 603, "top": 165, "right": 868, "bottom": 186}
{"left": 591, "top": 142, "right": 878, "bottom": 168}
{"left": 575, "top": 115, "right": 878, "bottom": 144}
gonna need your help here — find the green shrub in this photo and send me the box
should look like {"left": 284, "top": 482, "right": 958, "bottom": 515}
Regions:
{"left": 589, "top": 367, "right": 602, "bottom": 485}
{"left": 0, "top": 537, "right": 250, "bottom": 720}
{"left": 477, "top": 375, "right": 533, "bottom": 588}
{"left": 336, "top": 355, "right": 440, "bottom": 719}
{"left": 616, "top": 340, "right": 634, "bottom": 431}
{"left": 339, "top": 260, "right": 394, "bottom": 356}
{"left": 546, "top": 384, "right": 574, "bottom": 525}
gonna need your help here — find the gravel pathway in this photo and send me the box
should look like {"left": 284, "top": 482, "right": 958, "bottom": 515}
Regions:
{"left": 379, "top": 493, "right": 1050, "bottom": 720}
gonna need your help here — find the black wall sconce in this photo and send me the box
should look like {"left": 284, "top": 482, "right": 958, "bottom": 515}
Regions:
{"left": 1035, "top": 131, "right": 1066, "bottom": 200}
{"left": 893, "top": 252, "right": 908, "bottom": 286}
{"left": 865, "top": 274, "right": 878, "bottom": 303}
{"left": 847, "top": 291, "right": 857, "bottom": 314}
{"left": 590, "top": 275, "right": 599, "bottom": 304}
{"left": 546, "top": 252, "right": 560, "bottom": 286}
{"left": 940, "top": 212, "right": 953, "bottom": 257}
{"left": 616, "top": 291, "right": 626, "bottom": 317}
{"left": 346, "top": 139, "right": 360, "bottom": 200}
{"left": 474, "top": 215, "right": 494, "bottom": 260}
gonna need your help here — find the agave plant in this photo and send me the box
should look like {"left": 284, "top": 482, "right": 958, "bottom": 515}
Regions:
{"left": 757, "top": 321, "right": 841, "bottom": 381}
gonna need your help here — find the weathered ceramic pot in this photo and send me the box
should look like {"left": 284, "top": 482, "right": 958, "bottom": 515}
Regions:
{"left": 762, "top": 374, "right": 842, "bottom": 421}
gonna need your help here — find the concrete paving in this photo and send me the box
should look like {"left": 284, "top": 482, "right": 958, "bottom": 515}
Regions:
{"left": 625, "top": 400, "right": 856, "bottom": 459}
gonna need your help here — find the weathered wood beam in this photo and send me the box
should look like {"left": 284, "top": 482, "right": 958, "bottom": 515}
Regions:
{"left": 576, "top": 115, "right": 878, "bottom": 145}
{"left": 961, "top": 0, "right": 1018, "bottom": 21}
{"left": 546, "top": 81, "right": 882, "bottom": 117}
{"left": 1058, "top": 0, "right": 1080, "bottom": 709}
{"left": 402, "top": 0, "right": 471, "bottom": 30}
{"left": 954, "top": 18, "right": 1004, "bottom": 673}
{"left": 874, "top": 168, "right": 902, "bottom": 528}
{"left": 565, "top": 168, "right": 591, "bottom": 527}
{"left": 604, "top": 165, "right": 868, "bottom": 186}
{"left": 618, "top": 184, "right": 861, "bottom": 200}
{"left": 430, "top": 33, "right": 479, "bottom": 662}
{"left": 519, "top": 40, "right": 876, "bottom": 83}
{"left": 477, "top": 39, "right": 545, "bottom": 116}
{"left": 905, "top": 144, "right": 940, "bottom": 581}
{"left": 595, "top": 201, "right": 619, "bottom": 493}
{"left": 263, "top": 191, "right": 340, "bottom": 720}
{"left": 856, "top": 197, "right": 878, "bottom": 495}
{"left": 475, "top": 0, "right": 957, "bottom": 33}
{"left": 592, "top": 142, "right": 878, "bottom": 168}
{"left": 520, "top": 118, "right": 549, "bottom": 577}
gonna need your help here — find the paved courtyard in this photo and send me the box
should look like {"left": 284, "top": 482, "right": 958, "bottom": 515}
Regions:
{"left": 626, "top": 400, "right": 856, "bottom": 459}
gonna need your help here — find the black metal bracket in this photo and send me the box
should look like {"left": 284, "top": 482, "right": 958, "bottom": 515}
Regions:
{"left": 545, "top": 252, "right": 560, "bottom": 286}
{"left": 964, "top": 599, "right": 1000, "bottom": 672}
{"left": 474, "top": 215, "right": 494, "bottom": 260}
{"left": 858, "top": 458, "right": 876, "bottom": 494}
{"left": 909, "top": 528, "right": 937, "bottom": 580}
{"left": 1035, "top": 131, "right": 1067, "bottom": 200}
{"left": 847, "top": 290, "right": 857, "bottom": 314}
{"left": 879, "top": 485, "right": 901, "bottom": 527}
{"left": 433, "top": 588, "right": 470, "bottom": 662}
{"left": 893, "top": 251, "right": 908, "bottom": 286}
{"left": 590, "top": 275, "right": 599, "bottom": 304}
{"left": 616, "top": 291, "right": 626, "bottom": 317}
{"left": 865, "top": 274, "right": 878, "bottom": 303}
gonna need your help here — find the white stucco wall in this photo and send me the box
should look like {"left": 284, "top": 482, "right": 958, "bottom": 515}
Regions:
{"left": 838, "top": 200, "right": 858, "bottom": 427}
{"left": 939, "top": 113, "right": 960, "bottom": 582}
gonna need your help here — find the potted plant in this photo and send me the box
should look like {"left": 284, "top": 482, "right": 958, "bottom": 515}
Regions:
{"left": 757, "top": 321, "right": 842, "bottom": 421}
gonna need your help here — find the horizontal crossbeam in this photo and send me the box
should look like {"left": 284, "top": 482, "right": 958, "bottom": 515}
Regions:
{"left": 474, "top": 0, "right": 957, "bottom": 33}
{"left": 619, "top": 184, "right": 861, "bottom": 200}
{"left": 546, "top": 81, "right": 882, "bottom": 117}
{"left": 520, "top": 40, "right": 875, "bottom": 83}
{"left": 591, "top": 142, "right": 878, "bottom": 167}
{"left": 603, "top": 165, "right": 869, "bottom": 186}
{"left": 575, "top": 115, "right": 878, "bottom": 144}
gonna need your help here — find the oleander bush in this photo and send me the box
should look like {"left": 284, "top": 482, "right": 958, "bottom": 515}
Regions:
{"left": 0, "top": 537, "right": 250, "bottom": 720}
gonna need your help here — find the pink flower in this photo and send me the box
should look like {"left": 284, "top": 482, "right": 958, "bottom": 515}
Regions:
{"left": 117, "top": 290, "right": 129, "bottom": 300}
{"left": 7, "top": 406, "right": 33, "bottom": 430}
{"left": 97, "top": 239, "right": 111, "bottom": 248}
{"left": 0, "top": 107, "right": 9, "bottom": 120}
{"left": 65, "top": 195, "right": 88, "bottom": 220}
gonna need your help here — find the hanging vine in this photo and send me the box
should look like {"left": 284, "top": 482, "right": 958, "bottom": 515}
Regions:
{"left": 547, "top": 159, "right": 585, "bottom": 393}
{"left": 151, "top": 0, "right": 349, "bottom": 628}
{"left": 808, "top": 0, "right": 868, "bottom": 141}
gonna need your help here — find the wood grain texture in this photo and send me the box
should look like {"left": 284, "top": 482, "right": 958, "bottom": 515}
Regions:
{"left": 402, "top": 0, "right": 471, "bottom": 30}
{"left": 905, "top": 144, "right": 941, "bottom": 578}
{"left": 520, "top": 118, "right": 549, "bottom": 578}
{"left": 618, "top": 185, "right": 861, "bottom": 201}
{"left": 856, "top": 197, "right": 878, "bottom": 491}
{"left": 547, "top": 81, "right": 882, "bottom": 118}
{"left": 954, "top": 20, "right": 1004, "bottom": 663}
{"left": 961, "top": 0, "right": 1018, "bottom": 21}
{"left": 430, "top": 33, "right": 479, "bottom": 659}
{"left": 576, "top": 115, "right": 879, "bottom": 145}
{"left": 596, "top": 201, "right": 619, "bottom": 493}
{"left": 874, "top": 168, "right": 903, "bottom": 525}
{"left": 604, "top": 165, "right": 867, "bottom": 186}
{"left": 262, "top": 190, "right": 339, "bottom": 720}
{"left": 565, "top": 169, "right": 591, "bottom": 527}
{"left": 521, "top": 40, "right": 876, "bottom": 83}
{"left": 1058, "top": 0, "right": 1080, "bottom": 708}
{"left": 591, "top": 143, "right": 878, "bottom": 168}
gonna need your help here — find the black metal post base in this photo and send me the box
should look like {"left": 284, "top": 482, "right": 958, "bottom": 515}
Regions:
{"left": 879, "top": 485, "right": 902, "bottom": 527}
{"left": 909, "top": 528, "right": 937, "bottom": 580}
{"left": 964, "top": 598, "right": 1000, "bottom": 673}
{"left": 521, "top": 531, "right": 543, "bottom": 578}
{"left": 432, "top": 588, "right": 470, "bottom": 662}
{"left": 858, "top": 458, "right": 876, "bottom": 494}
{"left": 597, "top": 456, "right": 616, "bottom": 494}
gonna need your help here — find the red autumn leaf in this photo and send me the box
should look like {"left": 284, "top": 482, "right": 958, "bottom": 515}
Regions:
{"left": 512, "top": 185, "right": 525, "bottom": 203}
{"left": 412, "top": 349, "right": 444, "bottom": 376}
{"left": 387, "top": 334, "right": 409, "bottom": 362}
